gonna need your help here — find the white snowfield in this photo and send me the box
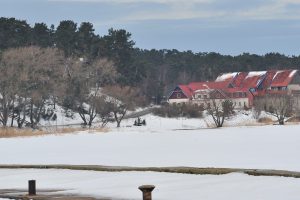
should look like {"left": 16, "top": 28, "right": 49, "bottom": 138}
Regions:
{"left": 1, "top": 169, "right": 300, "bottom": 200}
{"left": 1, "top": 116, "right": 300, "bottom": 171}
{"left": 1, "top": 114, "right": 300, "bottom": 200}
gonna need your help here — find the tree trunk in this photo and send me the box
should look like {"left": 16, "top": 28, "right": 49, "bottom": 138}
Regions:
{"left": 279, "top": 118, "right": 285, "bottom": 125}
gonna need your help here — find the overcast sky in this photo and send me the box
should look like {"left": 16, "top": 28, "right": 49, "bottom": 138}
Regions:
{"left": 1, "top": 0, "right": 300, "bottom": 55}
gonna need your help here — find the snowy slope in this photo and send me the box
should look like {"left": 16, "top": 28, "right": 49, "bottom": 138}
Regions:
{"left": 0, "top": 169, "right": 300, "bottom": 200}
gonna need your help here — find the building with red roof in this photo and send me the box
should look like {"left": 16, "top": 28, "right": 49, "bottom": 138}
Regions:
{"left": 168, "top": 69, "right": 300, "bottom": 109}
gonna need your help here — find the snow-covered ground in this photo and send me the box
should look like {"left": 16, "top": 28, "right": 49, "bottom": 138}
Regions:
{"left": 2, "top": 111, "right": 300, "bottom": 199}
{"left": 1, "top": 122, "right": 300, "bottom": 171}
{"left": 1, "top": 169, "right": 300, "bottom": 200}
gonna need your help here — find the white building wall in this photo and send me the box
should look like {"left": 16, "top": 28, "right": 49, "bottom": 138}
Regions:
{"left": 288, "top": 84, "right": 300, "bottom": 91}
{"left": 230, "top": 98, "right": 249, "bottom": 109}
{"left": 168, "top": 98, "right": 190, "bottom": 104}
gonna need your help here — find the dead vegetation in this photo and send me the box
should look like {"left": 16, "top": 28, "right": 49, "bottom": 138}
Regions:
{"left": 0, "top": 127, "right": 108, "bottom": 138}
{"left": 257, "top": 117, "right": 274, "bottom": 124}
{"left": 286, "top": 116, "right": 300, "bottom": 123}
{"left": 1, "top": 164, "right": 300, "bottom": 179}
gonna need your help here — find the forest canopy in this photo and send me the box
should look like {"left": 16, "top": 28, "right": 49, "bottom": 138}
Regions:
{"left": 1, "top": 17, "right": 300, "bottom": 103}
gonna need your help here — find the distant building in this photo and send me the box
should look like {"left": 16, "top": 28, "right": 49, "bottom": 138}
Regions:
{"left": 168, "top": 69, "right": 300, "bottom": 109}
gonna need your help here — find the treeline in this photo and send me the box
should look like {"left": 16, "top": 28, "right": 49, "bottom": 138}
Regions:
{"left": 1, "top": 17, "right": 300, "bottom": 104}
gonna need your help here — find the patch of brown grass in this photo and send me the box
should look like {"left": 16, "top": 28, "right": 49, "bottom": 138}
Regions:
{"left": 49, "top": 127, "right": 108, "bottom": 134}
{"left": 257, "top": 117, "right": 273, "bottom": 124}
{"left": 0, "top": 127, "right": 108, "bottom": 138}
{"left": 286, "top": 116, "right": 300, "bottom": 123}
{"left": 0, "top": 128, "right": 45, "bottom": 138}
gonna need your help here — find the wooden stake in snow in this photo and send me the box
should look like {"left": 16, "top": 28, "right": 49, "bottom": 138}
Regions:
{"left": 139, "top": 185, "right": 155, "bottom": 200}
{"left": 28, "top": 180, "right": 36, "bottom": 195}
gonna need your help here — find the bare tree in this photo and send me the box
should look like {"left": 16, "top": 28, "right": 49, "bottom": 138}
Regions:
{"left": 0, "top": 46, "right": 65, "bottom": 128}
{"left": 0, "top": 50, "right": 20, "bottom": 126}
{"left": 63, "top": 57, "right": 118, "bottom": 127}
{"left": 262, "top": 94, "right": 294, "bottom": 125}
{"left": 95, "top": 97, "right": 113, "bottom": 127}
{"left": 206, "top": 99, "right": 234, "bottom": 128}
{"left": 252, "top": 97, "right": 264, "bottom": 120}
{"left": 103, "top": 86, "right": 138, "bottom": 127}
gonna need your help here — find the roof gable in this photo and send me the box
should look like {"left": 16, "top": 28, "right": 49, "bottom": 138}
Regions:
{"left": 240, "top": 71, "right": 267, "bottom": 89}
{"left": 271, "top": 70, "right": 298, "bottom": 87}
{"left": 178, "top": 85, "right": 193, "bottom": 98}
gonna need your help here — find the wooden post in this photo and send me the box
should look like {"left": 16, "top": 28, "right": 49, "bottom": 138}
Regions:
{"left": 28, "top": 180, "right": 36, "bottom": 195}
{"left": 138, "top": 185, "right": 155, "bottom": 200}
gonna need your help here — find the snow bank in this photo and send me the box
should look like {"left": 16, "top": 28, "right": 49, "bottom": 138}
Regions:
{"left": 0, "top": 169, "right": 300, "bottom": 200}
{"left": 245, "top": 71, "right": 266, "bottom": 79}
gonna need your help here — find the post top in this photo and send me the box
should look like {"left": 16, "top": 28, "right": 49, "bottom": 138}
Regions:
{"left": 138, "top": 185, "right": 155, "bottom": 192}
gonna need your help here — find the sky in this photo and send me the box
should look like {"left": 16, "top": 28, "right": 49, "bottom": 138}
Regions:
{"left": 1, "top": 0, "right": 300, "bottom": 55}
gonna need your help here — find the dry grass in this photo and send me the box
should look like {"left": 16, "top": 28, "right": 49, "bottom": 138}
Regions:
{"left": 1, "top": 164, "right": 300, "bottom": 179}
{"left": 257, "top": 117, "right": 274, "bottom": 124}
{"left": 286, "top": 116, "right": 300, "bottom": 123}
{"left": 0, "top": 127, "right": 108, "bottom": 138}
{"left": 0, "top": 128, "right": 45, "bottom": 138}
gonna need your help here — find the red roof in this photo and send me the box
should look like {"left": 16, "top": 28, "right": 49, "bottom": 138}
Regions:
{"left": 261, "top": 70, "right": 277, "bottom": 89}
{"left": 178, "top": 84, "right": 193, "bottom": 98}
{"left": 231, "top": 72, "right": 248, "bottom": 87}
{"left": 171, "top": 69, "right": 299, "bottom": 101}
{"left": 188, "top": 81, "right": 231, "bottom": 91}
{"left": 271, "top": 70, "right": 298, "bottom": 87}
{"left": 215, "top": 72, "right": 238, "bottom": 82}
{"left": 240, "top": 71, "right": 267, "bottom": 89}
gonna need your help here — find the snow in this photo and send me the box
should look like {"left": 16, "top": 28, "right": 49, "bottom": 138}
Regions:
{"left": 272, "top": 70, "right": 284, "bottom": 80}
{"left": 40, "top": 105, "right": 83, "bottom": 126}
{"left": 215, "top": 72, "right": 238, "bottom": 82}
{"left": 1, "top": 169, "right": 300, "bottom": 200}
{"left": 289, "top": 70, "right": 298, "bottom": 78}
{"left": 1, "top": 116, "right": 300, "bottom": 171}
{"left": 245, "top": 71, "right": 267, "bottom": 79}
{"left": 2, "top": 111, "right": 300, "bottom": 199}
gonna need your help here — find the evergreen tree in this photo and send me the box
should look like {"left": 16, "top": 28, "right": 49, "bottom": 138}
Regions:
{"left": 0, "top": 17, "right": 31, "bottom": 49}
{"left": 77, "top": 22, "right": 95, "bottom": 57}
{"left": 102, "top": 28, "right": 137, "bottom": 85}
{"left": 31, "top": 23, "right": 52, "bottom": 47}
{"left": 55, "top": 20, "right": 78, "bottom": 56}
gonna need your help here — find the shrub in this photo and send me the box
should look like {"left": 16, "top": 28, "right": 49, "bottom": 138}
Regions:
{"left": 153, "top": 103, "right": 203, "bottom": 118}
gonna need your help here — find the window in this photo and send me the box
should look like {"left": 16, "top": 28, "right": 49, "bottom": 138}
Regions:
{"left": 204, "top": 95, "right": 207, "bottom": 99}
{"left": 280, "top": 86, "right": 287, "bottom": 90}
{"left": 239, "top": 102, "right": 242, "bottom": 106}
{"left": 177, "top": 93, "right": 181, "bottom": 98}
{"left": 196, "top": 94, "right": 201, "bottom": 99}
{"left": 234, "top": 93, "right": 239, "bottom": 98}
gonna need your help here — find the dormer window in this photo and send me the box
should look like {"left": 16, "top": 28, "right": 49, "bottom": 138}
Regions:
{"left": 195, "top": 94, "right": 201, "bottom": 99}
{"left": 177, "top": 93, "right": 181, "bottom": 98}
{"left": 250, "top": 88, "right": 256, "bottom": 92}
